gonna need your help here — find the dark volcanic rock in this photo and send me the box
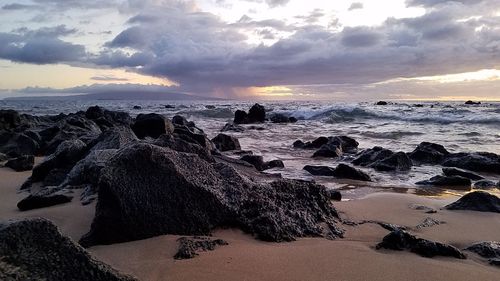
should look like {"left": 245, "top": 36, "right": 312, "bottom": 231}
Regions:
{"left": 174, "top": 237, "right": 228, "bottom": 260}
{"left": 304, "top": 165, "right": 336, "bottom": 176}
{"left": 442, "top": 152, "right": 500, "bottom": 174}
{"left": 85, "top": 106, "right": 132, "bottom": 128}
{"left": 297, "top": 136, "right": 358, "bottom": 155}
{"left": 416, "top": 175, "right": 471, "bottom": 188}
{"left": 5, "top": 155, "right": 34, "bottom": 172}
{"left": 132, "top": 113, "right": 174, "bottom": 139}
{"left": 233, "top": 110, "right": 248, "bottom": 124}
{"left": 445, "top": 191, "right": 500, "bottom": 213}
{"left": 473, "top": 180, "right": 498, "bottom": 190}
{"left": 265, "top": 159, "right": 285, "bottom": 170}
{"left": 64, "top": 149, "right": 117, "bottom": 188}
{"left": 212, "top": 134, "right": 241, "bottom": 152}
{"left": 465, "top": 242, "right": 500, "bottom": 259}
{"left": 376, "top": 101, "right": 388, "bottom": 105}
{"left": 270, "top": 114, "right": 297, "bottom": 124}
{"left": 80, "top": 143, "right": 343, "bottom": 247}
{"left": 234, "top": 104, "right": 266, "bottom": 124}
{"left": 240, "top": 155, "right": 265, "bottom": 171}
{"left": 0, "top": 218, "right": 136, "bottom": 281}
{"left": 369, "top": 152, "right": 412, "bottom": 172}
{"left": 312, "top": 143, "right": 342, "bottom": 158}
{"left": 376, "top": 230, "right": 466, "bottom": 259}
{"left": 221, "top": 123, "right": 245, "bottom": 132}
{"left": 0, "top": 109, "right": 21, "bottom": 131}
{"left": 442, "top": 167, "right": 484, "bottom": 180}
{"left": 327, "top": 190, "right": 342, "bottom": 201}
{"left": 409, "top": 142, "right": 450, "bottom": 164}
{"left": 352, "top": 146, "right": 394, "bottom": 166}
{"left": 0, "top": 132, "right": 39, "bottom": 157}
{"left": 90, "top": 126, "right": 137, "bottom": 151}
{"left": 17, "top": 194, "right": 72, "bottom": 211}
{"left": 465, "top": 100, "right": 481, "bottom": 105}
{"left": 154, "top": 134, "right": 214, "bottom": 162}
{"left": 332, "top": 164, "right": 371, "bottom": 181}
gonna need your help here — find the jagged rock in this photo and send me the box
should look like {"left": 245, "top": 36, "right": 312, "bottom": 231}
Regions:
{"left": 376, "top": 230, "right": 466, "bottom": 259}
{"left": 172, "top": 115, "right": 198, "bottom": 129}
{"left": 465, "top": 242, "right": 500, "bottom": 259}
{"left": 265, "top": 159, "right": 285, "bottom": 170}
{"left": 0, "top": 218, "right": 136, "bottom": 281}
{"left": 0, "top": 109, "right": 21, "bottom": 131}
{"left": 270, "top": 114, "right": 297, "bottom": 123}
{"left": 352, "top": 146, "right": 394, "bottom": 166}
{"left": 174, "top": 237, "right": 228, "bottom": 260}
{"left": 234, "top": 104, "right": 266, "bottom": 124}
{"left": 409, "top": 204, "right": 437, "bottom": 214}
{"left": 442, "top": 152, "right": 500, "bottom": 174}
{"left": 173, "top": 125, "right": 212, "bottom": 152}
{"left": 64, "top": 149, "right": 118, "bottom": 188}
{"left": 0, "top": 132, "right": 39, "bottom": 157}
{"left": 221, "top": 123, "right": 245, "bottom": 132}
{"left": 442, "top": 167, "right": 484, "bottom": 180}
{"left": 376, "top": 101, "right": 388, "bottom": 105}
{"left": 132, "top": 113, "right": 174, "bottom": 139}
{"left": 89, "top": 126, "right": 137, "bottom": 151}
{"left": 332, "top": 164, "right": 371, "bottom": 181}
{"left": 473, "top": 180, "right": 498, "bottom": 190}
{"left": 304, "top": 165, "right": 336, "bottom": 176}
{"left": 313, "top": 143, "right": 342, "bottom": 158}
{"left": 85, "top": 106, "right": 132, "bottom": 129}
{"left": 21, "top": 139, "right": 88, "bottom": 190}
{"left": 445, "top": 191, "right": 500, "bottom": 213}
{"left": 369, "top": 152, "right": 412, "bottom": 172}
{"left": 17, "top": 193, "right": 72, "bottom": 211}
{"left": 80, "top": 143, "right": 343, "bottom": 247}
{"left": 409, "top": 142, "right": 450, "bottom": 164}
{"left": 154, "top": 134, "right": 214, "bottom": 162}
{"left": 212, "top": 134, "right": 241, "bottom": 152}
{"left": 416, "top": 175, "right": 471, "bottom": 188}
{"left": 5, "top": 155, "right": 34, "bottom": 172}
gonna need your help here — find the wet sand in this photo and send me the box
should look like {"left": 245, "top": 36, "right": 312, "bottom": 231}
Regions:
{"left": 1, "top": 164, "right": 498, "bottom": 281}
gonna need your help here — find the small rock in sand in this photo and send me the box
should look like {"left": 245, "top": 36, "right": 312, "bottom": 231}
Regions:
{"left": 174, "top": 237, "right": 228, "bottom": 260}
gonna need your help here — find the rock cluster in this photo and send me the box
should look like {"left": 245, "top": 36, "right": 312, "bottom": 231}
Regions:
{"left": 234, "top": 103, "right": 266, "bottom": 124}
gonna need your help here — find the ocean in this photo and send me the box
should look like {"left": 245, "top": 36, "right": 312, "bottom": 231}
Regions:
{"left": 2, "top": 99, "right": 499, "bottom": 199}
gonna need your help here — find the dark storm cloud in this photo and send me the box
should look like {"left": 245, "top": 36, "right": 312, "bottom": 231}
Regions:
{"left": 2, "top": 3, "right": 38, "bottom": 10}
{"left": 340, "top": 27, "right": 382, "bottom": 47}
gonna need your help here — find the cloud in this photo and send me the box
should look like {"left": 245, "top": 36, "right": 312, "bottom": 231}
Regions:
{"left": 348, "top": 2, "right": 364, "bottom": 11}
{"left": 2, "top": 3, "right": 38, "bottom": 10}
{"left": 90, "top": 75, "right": 129, "bottom": 81}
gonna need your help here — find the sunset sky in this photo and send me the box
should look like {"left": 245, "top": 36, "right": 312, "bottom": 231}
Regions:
{"left": 0, "top": 0, "right": 499, "bottom": 100}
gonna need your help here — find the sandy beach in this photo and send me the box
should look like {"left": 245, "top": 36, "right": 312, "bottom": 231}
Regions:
{"left": 1, "top": 163, "right": 498, "bottom": 281}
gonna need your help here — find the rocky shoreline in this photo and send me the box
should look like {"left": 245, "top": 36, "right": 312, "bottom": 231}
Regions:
{"left": 0, "top": 104, "right": 499, "bottom": 280}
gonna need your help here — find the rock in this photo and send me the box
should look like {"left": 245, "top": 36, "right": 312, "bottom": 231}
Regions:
{"left": 445, "top": 191, "right": 500, "bottom": 213}
{"left": 173, "top": 125, "right": 212, "bottom": 151}
{"left": 17, "top": 193, "right": 72, "bottom": 211}
{"left": 90, "top": 126, "right": 138, "bottom": 151}
{"left": 248, "top": 103, "right": 266, "bottom": 123}
{"left": 132, "top": 113, "right": 174, "bottom": 139}
{"left": 473, "top": 180, "right": 498, "bottom": 190}
{"left": 312, "top": 143, "right": 342, "bottom": 158}
{"left": 416, "top": 175, "right": 471, "bottom": 188}
{"left": 0, "top": 218, "right": 136, "bottom": 281}
{"left": 85, "top": 106, "right": 132, "bottom": 128}
{"left": 64, "top": 149, "right": 118, "bottom": 188}
{"left": 332, "top": 164, "right": 371, "bottom": 181}
{"left": 297, "top": 136, "right": 358, "bottom": 154}
{"left": 165, "top": 104, "right": 176, "bottom": 109}
{"left": 465, "top": 100, "right": 481, "bottom": 105}
{"left": 240, "top": 155, "right": 265, "bottom": 171}
{"left": 172, "top": 115, "right": 190, "bottom": 127}
{"left": 5, "top": 155, "right": 34, "bottom": 172}
{"left": 0, "top": 109, "right": 21, "bottom": 130}
{"left": 154, "top": 134, "right": 214, "bottom": 162}
{"left": 442, "top": 152, "right": 500, "bottom": 174}
{"left": 212, "top": 134, "right": 241, "bottom": 152}
{"left": 352, "top": 146, "right": 394, "bottom": 166}
{"left": 133, "top": 105, "right": 142, "bottom": 109}
{"left": 293, "top": 140, "right": 306, "bottom": 148}
{"left": 376, "top": 230, "right": 466, "bottom": 259}
{"left": 174, "top": 237, "right": 228, "bottom": 260}
{"left": 233, "top": 110, "right": 248, "bottom": 124}
{"left": 304, "top": 165, "right": 336, "bottom": 176}
{"left": 80, "top": 143, "right": 343, "bottom": 247}
{"left": 442, "top": 167, "right": 484, "bottom": 180}
{"left": 409, "top": 142, "right": 450, "bottom": 164}
{"left": 369, "top": 152, "right": 412, "bottom": 172}
{"left": 265, "top": 159, "right": 285, "bottom": 170}
{"left": 221, "top": 123, "right": 245, "bottom": 132}
{"left": 409, "top": 204, "right": 437, "bottom": 214}
{"left": 327, "top": 190, "right": 342, "bottom": 201}
{"left": 465, "top": 242, "right": 500, "bottom": 259}
{"left": 0, "top": 132, "right": 39, "bottom": 157}
{"left": 376, "top": 101, "right": 388, "bottom": 105}
{"left": 270, "top": 114, "right": 297, "bottom": 123}
{"left": 0, "top": 153, "right": 7, "bottom": 162}
{"left": 415, "top": 217, "right": 445, "bottom": 229}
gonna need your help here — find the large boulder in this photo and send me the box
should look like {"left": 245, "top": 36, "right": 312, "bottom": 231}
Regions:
{"left": 442, "top": 152, "right": 500, "bottom": 174}
{"left": 89, "top": 126, "right": 138, "bottom": 151}
{"left": 416, "top": 175, "right": 471, "bottom": 189}
{"left": 369, "top": 152, "right": 412, "bottom": 172}
{"left": 409, "top": 142, "right": 450, "bottom": 164}
{"left": 132, "top": 113, "right": 174, "bottom": 139}
{"left": 445, "top": 191, "right": 500, "bottom": 213}
{"left": 80, "top": 143, "right": 343, "bottom": 247}
{"left": 17, "top": 193, "right": 72, "bottom": 211}
{"left": 85, "top": 106, "right": 132, "bottom": 129}
{"left": 442, "top": 167, "right": 484, "bottom": 180}
{"left": 270, "top": 114, "right": 297, "bottom": 124}
{"left": 0, "top": 110, "right": 21, "bottom": 131}
{"left": 212, "top": 134, "right": 241, "bottom": 152}
{"left": 332, "top": 164, "right": 371, "bottom": 181}
{"left": 64, "top": 149, "right": 118, "bottom": 188}
{"left": 0, "top": 132, "right": 40, "bottom": 157}
{"left": 473, "top": 180, "right": 498, "bottom": 190}
{"left": 5, "top": 155, "right": 34, "bottom": 172}
{"left": 154, "top": 134, "right": 214, "bottom": 162}
{"left": 0, "top": 218, "right": 136, "bottom": 281}
{"left": 465, "top": 242, "right": 500, "bottom": 266}
{"left": 312, "top": 143, "right": 343, "bottom": 158}
{"left": 303, "top": 165, "right": 336, "bottom": 176}
{"left": 233, "top": 104, "right": 266, "bottom": 124}
{"left": 376, "top": 230, "right": 465, "bottom": 259}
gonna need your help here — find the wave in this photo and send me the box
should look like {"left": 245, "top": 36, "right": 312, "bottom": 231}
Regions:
{"left": 359, "top": 131, "right": 425, "bottom": 140}
{"left": 285, "top": 105, "right": 500, "bottom": 126}
{"left": 178, "top": 108, "right": 234, "bottom": 119}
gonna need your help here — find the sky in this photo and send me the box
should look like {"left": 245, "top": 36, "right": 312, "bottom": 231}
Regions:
{"left": 0, "top": 0, "right": 499, "bottom": 100}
